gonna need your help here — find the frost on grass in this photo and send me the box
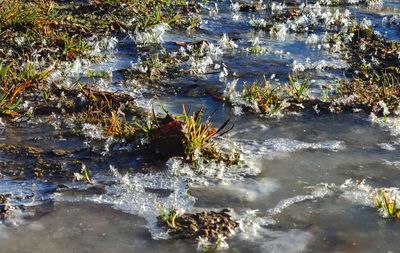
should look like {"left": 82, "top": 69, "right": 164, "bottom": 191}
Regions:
{"left": 291, "top": 57, "right": 348, "bottom": 72}
{"left": 197, "top": 235, "right": 230, "bottom": 252}
{"left": 370, "top": 112, "right": 400, "bottom": 136}
{"left": 81, "top": 123, "right": 105, "bottom": 140}
{"left": 218, "top": 34, "right": 238, "bottom": 49}
{"left": 245, "top": 37, "right": 268, "bottom": 54}
{"left": 133, "top": 24, "right": 170, "bottom": 46}
{"left": 331, "top": 179, "right": 400, "bottom": 219}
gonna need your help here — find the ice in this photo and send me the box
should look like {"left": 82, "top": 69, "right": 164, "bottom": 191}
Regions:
{"left": 235, "top": 212, "right": 273, "bottom": 241}
{"left": 197, "top": 236, "right": 229, "bottom": 252}
{"left": 370, "top": 113, "right": 400, "bottom": 136}
{"left": 382, "top": 159, "right": 400, "bottom": 169}
{"left": 88, "top": 165, "right": 196, "bottom": 239}
{"left": 268, "top": 184, "right": 334, "bottom": 215}
{"left": 0, "top": 179, "right": 54, "bottom": 206}
{"left": 0, "top": 226, "right": 9, "bottom": 241}
{"left": 192, "top": 177, "right": 280, "bottom": 202}
{"left": 260, "top": 230, "right": 313, "bottom": 253}
{"left": 306, "top": 34, "right": 320, "bottom": 45}
{"left": 377, "top": 143, "right": 396, "bottom": 151}
{"left": 234, "top": 138, "right": 345, "bottom": 159}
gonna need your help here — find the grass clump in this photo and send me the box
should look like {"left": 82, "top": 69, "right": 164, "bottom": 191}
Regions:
{"left": 138, "top": 104, "right": 237, "bottom": 165}
{"left": 180, "top": 105, "right": 218, "bottom": 160}
{"left": 344, "top": 24, "right": 400, "bottom": 82}
{"left": 329, "top": 23, "right": 400, "bottom": 115}
{"left": 75, "top": 105, "right": 137, "bottom": 139}
{"left": 156, "top": 204, "right": 181, "bottom": 229}
{"left": 0, "top": 0, "right": 40, "bottom": 31}
{"left": 245, "top": 44, "right": 268, "bottom": 54}
{"left": 373, "top": 189, "right": 400, "bottom": 219}
{"left": 241, "top": 78, "right": 285, "bottom": 115}
{"left": 157, "top": 209, "right": 238, "bottom": 247}
{"left": 74, "top": 164, "right": 93, "bottom": 184}
{"left": 178, "top": 105, "right": 237, "bottom": 164}
{"left": 0, "top": 0, "right": 203, "bottom": 117}
{"left": 59, "top": 86, "right": 138, "bottom": 138}
{"left": 104, "top": 111, "right": 137, "bottom": 137}
{"left": 286, "top": 74, "right": 310, "bottom": 103}
{"left": 0, "top": 61, "right": 52, "bottom": 116}
{"left": 238, "top": 75, "right": 311, "bottom": 116}
{"left": 132, "top": 51, "right": 180, "bottom": 80}
{"left": 336, "top": 77, "right": 400, "bottom": 115}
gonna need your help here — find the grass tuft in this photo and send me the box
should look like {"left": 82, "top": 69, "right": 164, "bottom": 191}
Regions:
{"left": 373, "top": 189, "right": 400, "bottom": 219}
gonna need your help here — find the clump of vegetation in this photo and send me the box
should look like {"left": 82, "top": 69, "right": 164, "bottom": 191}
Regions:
{"left": 335, "top": 77, "right": 400, "bottom": 115}
{"left": 180, "top": 105, "right": 219, "bottom": 160}
{"left": 104, "top": 111, "right": 137, "bottom": 137}
{"left": 76, "top": 95, "right": 136, "bottom": 138}
{"left": 156, "top": 204, "right": 181, "bottom": 229}
{"left": 343, "top": 24, "right": 400, "bottom": 82}
{"left": 373, "top": 189, "right": 400, "bottom": 219}
{"left": 137, "top": 104, "right": 237, "bottom": 165}
{"left": 327, "top": 23, "right": 400, "bottom": 115}
{"left": 241, "top": 78, "right": 285, "bottom": 115}
{"left": 318, "top": 0, "right": 380, "bottom": 7}
{"left": 158, "top": 208, "right": 238, "bottom": 242}
{"left": 235, "top": 75, "right": 314, "bottom": 116}
{"left": 0, "top": 61, "right": 52, "bottom": 116}
{"left": 285, "top": 74, "right": 310, "bottom": 103}
{"left": 245, "top": 38, "right": 268, "bottom": 55}
{"left": 74, "top": 164, "right": 93, "bottom": 184}
{"left": 0, "top": 0, "right": 203, "bottom": 119}
{"left": 245, "top": 44, "right": 268, "bottom": 54}
{"left": 129, "top": 50, "right": 180, "bottom": 80}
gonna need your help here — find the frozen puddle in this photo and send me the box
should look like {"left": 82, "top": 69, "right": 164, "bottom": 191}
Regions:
{"left": 231, "top": 138, "right": 345, "bottom": 160}
{"left": 0, "top": 179, "right": 55, "bottom": 206}
{"left": 260, "top": 230, "right": 313, "bottom": 253}
{"left": 191, "top": 177, "right": 280, "bottom": 202}
{"left": 56, "top": 166, "right": 195, "bottom": 239}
